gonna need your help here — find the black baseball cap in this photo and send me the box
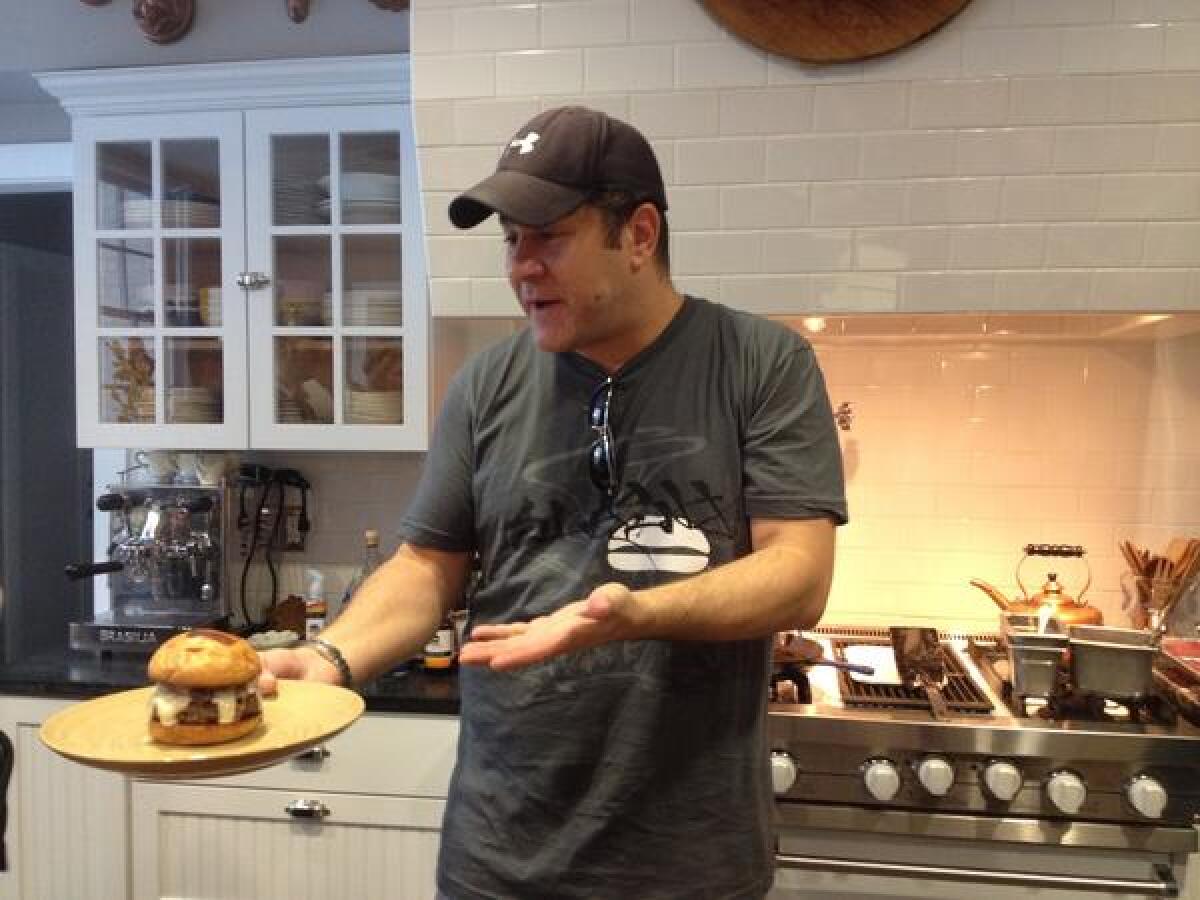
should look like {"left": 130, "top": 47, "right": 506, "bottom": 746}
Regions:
{"left": 448, "top": 106, "right": 668, "bottom": 230}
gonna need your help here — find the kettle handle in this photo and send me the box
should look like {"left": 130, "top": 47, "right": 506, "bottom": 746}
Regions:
{"left": 1016, "top": 545, "right": 1092, "bottom": 602}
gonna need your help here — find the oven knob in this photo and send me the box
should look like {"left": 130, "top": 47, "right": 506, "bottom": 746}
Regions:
{"left": 770, "top": 752, "right": 798, "bottom": 795}
{"left": 1126, "top": 775, "right": 1168, "bottom": 819}
{"left": 916, "top": 756, "right": 954, "bottom": 797}
{"left": 1046, "top": 771, "right": 1087, "bottom": 814}
{"left": 983, "top": 761, "right": 1022, "bottom": 801}
{"left": 862, "top": 759, "right": 901, "bottom": 802}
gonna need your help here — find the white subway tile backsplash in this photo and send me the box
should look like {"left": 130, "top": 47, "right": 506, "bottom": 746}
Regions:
{"left": 542, "top": 0, "right": 628, "bottom": 48}
{"left": 812, "top": 83, "right": 909, "bottom": 132}
{"left": 1008, "top": 75, "right": 1111, "bottom": 125}
{"left": 1061, "top": 23, "right": 1166, "bottom": 74}
{"left": 765, "top": 135, "right": 861, "bottom": 181}
{"left": 1012, "top": 0, "right": 1115, "bottom": 26}
{"left": 427, "top": 234, "right": 502, "bottom": 276}
{"left": 956, "top": 127, "right": 1054, "bottom": 175}
{"left": 1001, "top": 175, "right": 1101, "bottom": 222}
{"left": 452, "top": 97, "right": 541, "bottom": 143}
{"left": 718, "top": 88, "right": 813, "bottom": 136}
{"left": 993, "top": 270, "right": 1092, "bottom": 309}
{"left": 417, "top": 145, "right": 500, "bottom": 191}
{"left": 430, "top": 278, "right": 472, "bottom": 316}
{"left": 414, "top": 101, "right": 456, "bottom": 146}
{"left": 412, "top": 9, "right": 454, "bottom": 54}
{"left": 900, "top": 271, "right": 997, "bottom": 310}
{"left": 584, "top": 45, "right": 674, "bottom": 92}
{"left": 767, "top": 58, "right": 865, "bottom": 86}
{"left": 962, "top": 27, "right": 1061, "bottom": 76}
{"left": 862, "top": 131, "right": 957, "bottom": 178}
{"left": 762, "top": 229, "right": 853, "bottom": 272}
{"left": 910, "top": 78, "right": 1010, "bottom": 128}
{"left": 1054, "top": 124, "right": 1158, "bottom": 173}
{"left": 854, "top": 227, "right": 950, "bottom": 271}
{"left": 538, "top": 93, "right": 629, "bottom": 117}
{"left": 716, "top": 275, "right": 810, "bottom": 314}
{"left": 1164, "top": 22, "right": 1200, "bottom": 69}
{"left": 497, "top": 48, "right": 584, "bottom": 95}
{"left": 415, "top": 52, "right": 496, "bottom": 99}
{"left": 949, "top": 224, "right": 1046, "bottom": 269}
{"left": 630, "top": 91, "right": 719, "bottom": 138}
{"left": 677, "top": 43, "right": 766, "bottom": 90}
{"left": 676, "top": 137, "right": 766, "bottom": 184}
{"left": 808, "top": 273, "right": 900, "bottom": 311}
{"left": 672, "top": 230, "right": 762, "bottom": 275}
{"left": 667, "top": 185, "right": 722, "bottom": 230}
{"left": 1098, "top": 173, "right": 1200, "bottom": 219}
{"left": 631, "top": 0, "right": 726, "bottom": 43}
{"left": 453, "top": 4, "right": 538, "bottom": 51}
{"left": 811, "top": 181, "right": 907, "bottom": 226}
{"left": 1090, "top": 268, "right": 1194, "bottom": 308}
{"left": 1116, "top": 0, "right": 1200, "bottom": 21}
{"left": 1044, "top": 222, "right": 1145, "bottom": 266}
{"left": 1145, "top": 223, "right": 1200, "bottom": 266}
{"left": 721, "top": 184, "right": 809, "bottom": 228}
{"left": 907, "top": 178, "right": 1003, "bottom": 224}
{"left": 859, "top": 26, "right": 963, "bottom": 82}
{"left": 1155, "top": 123, "right": 1200, "bottom": 170}
{"left": 1108, "top": 74, "right": 1169, "bottom": 122}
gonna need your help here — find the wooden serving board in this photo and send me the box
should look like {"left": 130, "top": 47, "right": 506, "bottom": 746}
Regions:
{"left": 700, "top": 0, "right": 972, "bottom": 64}
{"left": 40, "top": 680, "right": 364, "bottom": 779}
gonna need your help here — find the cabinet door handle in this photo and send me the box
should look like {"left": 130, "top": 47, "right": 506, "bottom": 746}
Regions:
{"left": 285, "top": 799, "right": 330, "bottom": 819}
{"left": 235, "top": 271, "right": 271, "bottom": 290}
{"left": 295, "top": 745, "right": 330, "bottom": 763}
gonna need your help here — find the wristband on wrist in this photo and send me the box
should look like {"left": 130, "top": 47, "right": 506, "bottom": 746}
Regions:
{"left": 300, "top": 637, "right": 355, "bottom": 687}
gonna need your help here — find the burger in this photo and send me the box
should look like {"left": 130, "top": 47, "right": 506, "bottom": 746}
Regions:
{"left": 147, "top": 629, "right": 263, "bottom": 745}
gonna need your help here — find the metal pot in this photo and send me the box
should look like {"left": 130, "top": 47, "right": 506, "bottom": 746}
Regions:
{"left": 1068, "top": 625, "right": 1158, "bottom": 700}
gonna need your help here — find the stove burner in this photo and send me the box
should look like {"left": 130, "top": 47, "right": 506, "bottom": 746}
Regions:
{"left": 831, "top": 639, "right": 993, "bottom": 715}
{"left": 967, "top": 639, "right": 1179, "bottom": 725}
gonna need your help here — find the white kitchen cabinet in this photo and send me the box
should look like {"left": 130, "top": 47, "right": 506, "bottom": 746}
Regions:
{"left": 37, "top": 56, "right": 429, "bottom": 452}
{"left": 0, "top": 697, "right": 129, "bottom": 900}
{"left": 130, "top": 712, "right": 458, "bottom": 900}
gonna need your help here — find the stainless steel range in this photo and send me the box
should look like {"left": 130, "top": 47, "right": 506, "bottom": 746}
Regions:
{"left": 767, "top": 626, "right": 1200, "bottom": 899}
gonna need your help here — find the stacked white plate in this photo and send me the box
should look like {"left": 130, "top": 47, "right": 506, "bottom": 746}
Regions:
{"left": 346, "top": 388, "right": 403, "bottom": 424}
{"left": 277, "top": 397, "right": 306, "bottom": 423}
{"left": 167, "top": 386, "right": 220, "bottom": 423}
{"left": 122, "top": 198, "right": 219, "bottom": 228}
{"left": 316, "top": 172, "right": 402, "bottom": 224}
{"left": 342, "top": 288, "right": 403, "bottom": 326}
{"left": 131, "top": 398, "right": 156, "bottom": 423}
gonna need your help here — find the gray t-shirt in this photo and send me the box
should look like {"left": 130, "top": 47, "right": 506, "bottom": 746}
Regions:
{"left": 400, "top": 295, "right": 846, "bottom": 900}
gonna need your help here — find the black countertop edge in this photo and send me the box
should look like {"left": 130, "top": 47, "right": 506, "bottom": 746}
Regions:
{"left": 0, "top": 654, "right": 460, "bottom": 715}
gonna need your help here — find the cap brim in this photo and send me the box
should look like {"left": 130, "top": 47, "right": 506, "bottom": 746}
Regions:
{"left": 448, "top": 170, "right": 587, "bottom": 229}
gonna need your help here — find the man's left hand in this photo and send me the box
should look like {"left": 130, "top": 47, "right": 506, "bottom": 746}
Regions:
{"left": 458, "top": 582, "right": 636, "bottom": 670}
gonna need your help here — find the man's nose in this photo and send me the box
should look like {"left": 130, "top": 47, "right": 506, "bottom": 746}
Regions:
{"left": 508, "top": 240, "right": 545, "bottom": 278}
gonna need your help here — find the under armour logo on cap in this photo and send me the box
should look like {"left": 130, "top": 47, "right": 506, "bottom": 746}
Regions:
{"left": 509, "top": 132, "right": 540, "bottom": 155}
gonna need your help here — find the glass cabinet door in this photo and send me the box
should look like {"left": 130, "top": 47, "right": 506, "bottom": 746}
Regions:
{"left": 245, "top": 106, "right": 428, "bottom": 451}
{"left": 77, "top": 112, "right": 247, "bottom": 447}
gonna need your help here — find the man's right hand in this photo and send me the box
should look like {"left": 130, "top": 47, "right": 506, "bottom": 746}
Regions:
{"left": 257, "top": 646, "right": 342, "bottom": 696}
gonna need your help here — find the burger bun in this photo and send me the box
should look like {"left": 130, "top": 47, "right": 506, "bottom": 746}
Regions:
{"left": 149, "top": 628, "right": 262, "bottom": 688}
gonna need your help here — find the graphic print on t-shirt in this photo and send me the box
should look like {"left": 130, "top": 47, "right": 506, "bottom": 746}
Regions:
{"left": 606, "top": 514, "right": 711, "bottom": 574}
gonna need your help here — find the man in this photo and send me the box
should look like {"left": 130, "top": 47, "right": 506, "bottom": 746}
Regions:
{"left": 260, "top": 106, "right": 847, "bottom": 900}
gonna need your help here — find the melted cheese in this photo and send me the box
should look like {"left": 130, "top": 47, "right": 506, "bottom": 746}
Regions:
{"left": 150, "top": 682, "right": 259, "bottom": 726}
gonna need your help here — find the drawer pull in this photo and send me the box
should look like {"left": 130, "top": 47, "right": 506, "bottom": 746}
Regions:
{"left": 295, "top": 745, "right": 331, "bottom": 763}
{"left": 285, "top": 799, "right": 330, "bottom": 819}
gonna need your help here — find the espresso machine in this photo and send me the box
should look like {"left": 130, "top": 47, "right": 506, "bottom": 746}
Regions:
{"left": 66, "top": 482, "right": 232, "bottom": 653}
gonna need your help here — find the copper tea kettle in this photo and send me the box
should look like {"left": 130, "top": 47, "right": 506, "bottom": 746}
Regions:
{"left": 971, "top": 543, "right": 1103, "bottom": 626}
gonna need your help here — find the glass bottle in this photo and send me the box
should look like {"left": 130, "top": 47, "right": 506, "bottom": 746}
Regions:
{"left": 339, "top": 528, "right": 382, "bottom": 614}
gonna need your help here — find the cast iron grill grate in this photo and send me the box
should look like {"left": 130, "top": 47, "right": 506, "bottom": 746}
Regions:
{"left": 832, "top": 639, "right": 993, "bottom": 714}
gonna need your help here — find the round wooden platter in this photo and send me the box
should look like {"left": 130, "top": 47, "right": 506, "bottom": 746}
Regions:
{"left": 700, "top": 0, "right": 972, "bottom": 64}
{"left": 39, "top": 680, "right": 364, "bottom": 780}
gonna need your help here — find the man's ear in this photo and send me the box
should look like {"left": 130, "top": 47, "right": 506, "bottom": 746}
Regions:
{"left": 626, "top": 202, "right": 661, "bottom": 272}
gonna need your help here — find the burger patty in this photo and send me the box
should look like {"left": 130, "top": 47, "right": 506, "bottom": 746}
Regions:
{"left": 154, "top": 691, "right": 261, "bottom": 725}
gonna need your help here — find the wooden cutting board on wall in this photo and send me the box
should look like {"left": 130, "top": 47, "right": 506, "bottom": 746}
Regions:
{"left": 700, "top": 0, "right": 972, "bottom": 64}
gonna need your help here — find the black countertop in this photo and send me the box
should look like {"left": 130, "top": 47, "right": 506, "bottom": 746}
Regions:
{"left": 0, "top": 651, "right": 460, "bottom": 715}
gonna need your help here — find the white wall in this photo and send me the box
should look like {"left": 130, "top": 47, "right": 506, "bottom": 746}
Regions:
{"left": 410, "top": 0, "right": 1200, "bottom": 316}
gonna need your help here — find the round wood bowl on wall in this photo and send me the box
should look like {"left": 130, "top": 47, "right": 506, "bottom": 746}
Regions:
{"left": 700, "top": 0, "right": 972, "bottom": 64}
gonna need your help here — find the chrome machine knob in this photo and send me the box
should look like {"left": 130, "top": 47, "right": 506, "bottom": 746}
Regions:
{"left": 1046, "top": 771, "right": 1087, "bottom": 814}
{"left": 1126, "top": 775, "right": 1168, "bottom": 819}
{"left": 862, "top": 758, "right": 901, "bottom": 802}
{"left": 983, "top": 760, "right": 1023, "bottom": 801}
{"left": 770, "top": 751, "right": 798, "bottom": 796}
{"left": 916, "top": 756, "right": 955, "bottom": 797}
